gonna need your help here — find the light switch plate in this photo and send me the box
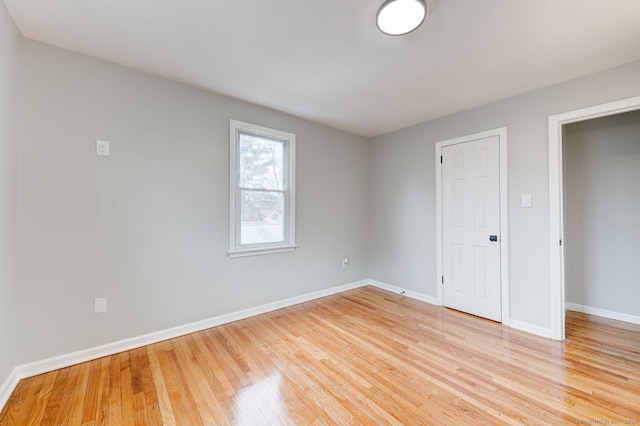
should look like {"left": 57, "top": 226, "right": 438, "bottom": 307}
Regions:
{"left": 96, "top": 140, "right": 110, "bottom": 156}
{"left": 94, "top": 297, "right": 107, "bottom": 314}
{"left": 521, "top": 194, "right": 532, "bottom": 208}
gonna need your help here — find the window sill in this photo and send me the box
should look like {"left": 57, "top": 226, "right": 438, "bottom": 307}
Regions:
{"left": 228, "top": 244, "right": 298, "bottom": 258}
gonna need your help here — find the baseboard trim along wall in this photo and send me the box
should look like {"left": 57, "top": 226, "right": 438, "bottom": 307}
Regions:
{"left": 509, "top": 319, "right": 553, "bottom": 339}
{"left": 21, "top": 280, "right": 371, "bottom": 377}
{"left": 0, "top": 279, "right": 549, "bottom": 410}
{"left": 0, "top": 279, "right": 369, "bottom": 410}
{"left": 566, "top": 302, "right": 640, "bottom": 326}
{"left": 370, "top": 280, "right": 556, "bottom": 339}
{"left": 368, "top": 279, "right": 441, "bottom": 306}
{"left": 0, "top": 369, "right": 19, "bottom": 414}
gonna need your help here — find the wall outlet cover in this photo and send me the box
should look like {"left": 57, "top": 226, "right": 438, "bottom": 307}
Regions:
{"left": 94, "top": 297, "right": 107, "bottom": 314}
{"left": 96, "top": 140, "right": 110, "bottom": 156}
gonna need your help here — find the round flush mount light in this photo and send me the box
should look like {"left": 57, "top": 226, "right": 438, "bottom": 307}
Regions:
{"left": 376, "top": 0, "right": 427, "bottom": 36}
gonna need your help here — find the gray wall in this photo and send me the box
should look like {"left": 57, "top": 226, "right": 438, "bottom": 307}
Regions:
{"left": 5, "top": 20, "right": 640, "bottom": 372}
{"left": 17, "top": 40, "right": 369, "bottom": 364}
{"left": 0, "top": 1, "right": 21, "bottom": 383}
{"left": 564, "top": 110, "right": 640, "bottom": 316}
{"left": 369, "top": 60, "right": 640, "bottom": 329}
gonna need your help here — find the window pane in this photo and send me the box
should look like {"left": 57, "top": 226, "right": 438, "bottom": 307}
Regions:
{"left": 240, "top": 190, "right": 285, "bottom": 245}
{"left": 239, "top": 133, "right": 285, "bottom": 190}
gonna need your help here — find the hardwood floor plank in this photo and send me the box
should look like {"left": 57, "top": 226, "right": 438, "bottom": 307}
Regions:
{"left": 26, "top": 370, "right": 58, "bottom": 425}
{"left": 40, "top": 368, "right": 73, "bottom": 425}
{"left": 133, "top": 346, "right": 163, "bottom": 426}
{"left": 147, "top": 345, "right": 175, "bottom": 426}
{"left": 80, "top": 359, "right": 102, "bottom": 425}
{"left": 170, "top": 335, "right": 231, "bottom": 424}
{"left": 66, "top": 362, "right": 91, "bottom": 425}
{"left": 93, "top": 356, "right": 113, "bottom": 425}
{"left": 158, "top": 346, "right": 203, "bottom": 426}
{"left": 0, "top": 375, "right": 43, "bottom": 425}
{"left": 2, "top": 286, "right": 640, "bottom": 424}
{"left": 128, "top": 348, "right": 149, "bottom": 425}
{"left": 106, "top": 353, "right": 123, "bottom": 426}
{"left": 119, "top": 352, "right": 136, "bottom": 426}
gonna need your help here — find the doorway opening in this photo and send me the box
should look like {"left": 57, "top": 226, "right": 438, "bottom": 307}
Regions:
{"left": 548, "top": 95, "right": 640, "bottom": 340}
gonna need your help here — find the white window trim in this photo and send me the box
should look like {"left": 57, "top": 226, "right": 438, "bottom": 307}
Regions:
{"left": 228, "top": 119, "right": 297, "bottom": 258}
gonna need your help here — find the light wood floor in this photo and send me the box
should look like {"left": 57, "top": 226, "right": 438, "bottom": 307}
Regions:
{"left": 1, "top": 286, "right": 639, "bottom": 425}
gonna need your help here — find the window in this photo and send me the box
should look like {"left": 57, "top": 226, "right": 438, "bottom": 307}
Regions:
{"left": 229, "top": 120, "right": 296, "bottom": 257}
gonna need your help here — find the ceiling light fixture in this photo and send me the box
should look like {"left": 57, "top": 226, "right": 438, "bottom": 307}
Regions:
{"left": 376, "top": 0, "right": 427, "bottom": 36}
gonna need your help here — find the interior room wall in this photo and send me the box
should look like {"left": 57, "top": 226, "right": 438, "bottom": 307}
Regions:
{"left": 17, "top": 39, "right": 370, "bottom": 364}
{"left": 563, "top": 110, "right": 640, "bottom": 317}
{"left": 6, "top": 20, "right": 640, "bottom": 372}
{"left": 0, "top": 1, "right": 21, "bottom": 384}
{"left": 368, "top": 59, "right": 640, "bottom": 331}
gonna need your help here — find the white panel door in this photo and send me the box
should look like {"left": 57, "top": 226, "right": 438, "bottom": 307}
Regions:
{"left": 442, "top": 136, "right": 501, "bottom": 321}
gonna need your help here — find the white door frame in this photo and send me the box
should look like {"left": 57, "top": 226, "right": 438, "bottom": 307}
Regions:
{"left": 435, "top": 127, "right": 510, "bottom": 324}
{"left": 548, "top": 95, "right": 640, "bottom": 341}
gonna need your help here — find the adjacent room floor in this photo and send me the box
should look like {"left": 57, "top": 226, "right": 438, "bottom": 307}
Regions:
{"left": 1, "top": 286, "right": 639, "bottom": 424}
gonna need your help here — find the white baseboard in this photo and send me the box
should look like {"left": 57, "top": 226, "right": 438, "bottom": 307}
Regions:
{"left": 0, "top": 368, "right": 19, "bottom": 413}
{"left": 509, "top": 319, "right": 553, "bottom": 339}
{"left": 368, "top": 279, "right": 440, "bottom": 306}
{"left": 0, "top": 279, "right": 369, "bottom": 412}
{"left": 0, "top": 278, "right": 562, "bottom": 413}
{"left": 365, "top": 280, "right": 557, "bottom": 342}
{"left": 566, "top": 302, "right": 640, "bottom": 326}
{"left": 368, "top": 280, "right": 556, "bottom": 338}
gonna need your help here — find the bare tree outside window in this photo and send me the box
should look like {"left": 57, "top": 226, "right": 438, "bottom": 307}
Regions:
{"left": 238, "top": 133, "right": 287, "bottom": 245}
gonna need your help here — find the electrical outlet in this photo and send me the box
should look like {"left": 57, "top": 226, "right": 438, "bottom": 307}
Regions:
{"left": 342, "top": 257, "right": 350, "bottom": 268}
{"left": 94, "top": 297, "right": 107, "bottom": 314}
{"left": 96, "top": 140, "right": 110, "bottom": 157}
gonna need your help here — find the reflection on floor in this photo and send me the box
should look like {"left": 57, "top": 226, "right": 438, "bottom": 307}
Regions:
{"left": 1, "top": 286, "right": 639, "bottom": 424}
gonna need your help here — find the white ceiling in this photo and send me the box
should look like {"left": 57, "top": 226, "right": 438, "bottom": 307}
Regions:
{"left": 4, "top": 0, "right": 640, "bottom": 137}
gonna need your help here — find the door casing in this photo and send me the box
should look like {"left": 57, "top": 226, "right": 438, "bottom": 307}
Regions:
{"left": 436, "top": 127, "right": 510, "bottom": 325}
{"left": 548, "top": 95, "right": 640, "bottom": 341}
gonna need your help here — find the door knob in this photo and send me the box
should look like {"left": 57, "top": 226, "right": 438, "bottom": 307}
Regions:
{"left": 489, "top": 235, "right": 498, "bottom": 242}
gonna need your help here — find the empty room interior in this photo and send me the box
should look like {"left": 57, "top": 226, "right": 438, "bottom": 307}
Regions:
{"left": 1, "top": 0, "right": 640, "bottom": 424}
